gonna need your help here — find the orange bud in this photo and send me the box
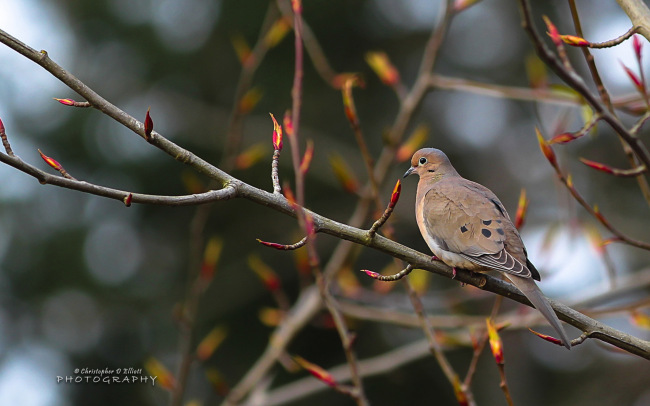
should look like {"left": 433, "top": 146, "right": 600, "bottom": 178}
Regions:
{"left": 549, "top": 132, "right": 578, "bottom": 144}
{"left": 396, "top": 125, "right": 429, "bottom": 162}
{"left": 205, "top": 368, "right": 230, "bottom": 396}
{"left": 123, "top": 193, "right": 133, "bottom": 207}
{"left": 536, "top": 127, "right": 557, "bottom": 168}
{"left": 38, "top": 149, "right": 63, "bottom": 171}
{"left": 630, "top": 311, "right": 650, "bottom": 329}
{"left": 235, "top": 143, "right": 267, "bottom": 170}
{"left": 239, "top": 87, "right": 263, "bottom": 114}
{"left": 201, "top": 237, "right": 223, "bottom": 281}
{"left": 259, "top": 307, "right": 284, "bottom": 326}
{"left": 299, "top": 139, "right": 314, "bottom": 174}
{"left": 283, "top": 110, "right": 293, "bottom": 139}
{"left": 543, "top": 16, "right": 562, "bottom": 48}
{"left": 560, "top": 34, "right": 590, "bottom": 47}
{"left": 291, "top": 0, "right": 302, "bottom": 14}
{"left": 270, "top": 113, "right": 283, "bottom": 151}
{"left": 528, "top": 328, "right": 567, "bottom": 347}
{"left": 264, "top": 18, "right": 291, "bottom": 48}
{"left": 580, "top": 157, "right": 614, "bottom": 174}
{"left": 248, "top": 254, "right": 281, "bottom": 292}
{"left": 144, "top": 107, "right": 153, "bottom": 140}
{"left": 390, "top": 179, "right": 401, "bottom": 207}
{"left": 514, "top": 188, "right": 528, "bottom": 230}
{"left": 486, "top": 318, "right": 504, "bottom": 365}
{"left": 231, "top": 33, "right": 252, "bottom": 66}
{"left": 331, "top": 73, "right": 364, "bottom": 90}
{"left": 293, "top": 356, "right": 336, "bottom": 387}
{"left": 196, "top": 325, "right": 228, "bottom": 361}
{"left": 452, "top": 375, "right": 469, "bottom": 406}
{"left": 337, "top": 266, "right": 361, "bottom": 297}
{"left": 283, "top": 182, "right": 297, "bottom": 208}
{"left": 365, "top": 51, "right": 400, "bottom": 86}
{"left": 329, "top": 153, "right": 360, "bottom": 193}
{"left": 342, "top": 77, "right": 360, "bottom": 127}
{"left": 144, "top": 357, "right": 176, "bottom": 391}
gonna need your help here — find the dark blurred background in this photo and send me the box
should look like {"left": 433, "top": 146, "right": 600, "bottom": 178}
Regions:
{"left": 1, "top": 0, "right": 650, "bottom": 405}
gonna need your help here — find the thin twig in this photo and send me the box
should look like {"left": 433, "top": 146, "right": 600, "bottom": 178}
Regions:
{"left": 403, "top": 277, "right": 474, "bottom": 406}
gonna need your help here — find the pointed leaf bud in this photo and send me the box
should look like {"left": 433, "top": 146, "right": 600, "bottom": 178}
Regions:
{"left": 361, "top": 269, "right": 381, "bottom": 279}
{"left": 299, "top": 139, "right": 314, "bottom": 174}
{"left": 397, "top": 124, "right": 429, "bottom": 162}
{"left": 235, "top": 143, "right": 267, "bottom": 170}
{"left": 486, "top": 318, "right": 504, "bottom": 365}
{"left": 123, "top": 193, "right": 133, "bottom": 207}
{"left": 197, "top": 326, "right": 228, "bottom": 361}
{"left": 144, "top": 357, "right": 176, "bottom": 390}
{"left": 543, "top": 16, "right": 562, "bottom": 48}
{"left": 239, "top": 87, "right": 263, "bottom": 114}
{"left": 144, "top": 107, "right": 153, "bottom": 140}
{"left": 389, "top": 179, "right": 401, "bottom": 208}
{"left": 580, "top": 157, "right": 614, "bottom": 174}
{"left": 631, "top": 311, "right": 650, "bottom": 329}
{"left": 365, "top": 51, "right": 400, "bottom": 86}
{"left": 329, "top": 153, "right": 360, "bottom": 193}
{"left": 270, "top": 113, "right": 283, "bottom": 151}
{"left": 283, "top": 110, "right": 293, "bottom": 139}
{"left": 38, "top": 149, "right": 63, "bottom": 171}
{"left": 53, "top": 98, "right": 76, "bottom": 106}
{"left": 620, "top": 62, "right": 645, "bottom": 94}
{"left": 633, "top": 34, "right": 643, "bottom": 61}
{"left": 514, "top": 188, "right": 528, "bottom": 230}
{"left": 259, "top": 307, "right": 284, "bottom": 326}
{"left": 293, "top": 356, "right": 336, "bottom": 387}
{"left": 536, "top": 127, "right": 557, "bottom": 168}
{"left": 248, "top": 254, "right": 281, "bottom": 292}
{"left": 231, "top": 33, "right": 252, "bottom": 66}
{"left": 549, "top": 132, "right": 578, "bottom": 144}
{"left": 263, "top": 18, "right": 291, "bottom": 48}
{"left": 560, "top": 34, "right": 590, "bottom": 47}
{"left": 528, "top": 328, "right": 567, "bottom": 347}
{"left": 201, "top": 237, "right": 223, "bottom": 282}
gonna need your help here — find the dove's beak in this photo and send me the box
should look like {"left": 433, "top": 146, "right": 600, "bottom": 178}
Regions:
{"left": 403, "top": 166, "right": 415, "bottom": 178}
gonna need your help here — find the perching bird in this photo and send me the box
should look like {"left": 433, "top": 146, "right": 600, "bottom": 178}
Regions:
{"left": 404, "top": 148, "right": 570, "bottom": 349}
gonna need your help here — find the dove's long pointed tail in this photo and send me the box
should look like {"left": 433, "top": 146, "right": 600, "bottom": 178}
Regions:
{"left": 506, "top": 275, "right": 571, "bottom": 350}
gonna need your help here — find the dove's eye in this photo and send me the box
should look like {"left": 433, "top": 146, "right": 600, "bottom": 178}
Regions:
{"left": 418, "top": 157, "right": 427, "bottom": 165}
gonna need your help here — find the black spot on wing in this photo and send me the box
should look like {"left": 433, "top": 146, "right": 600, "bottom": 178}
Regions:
{"left": 497, "top": 228, "right": 505, "bottom": 235}
{"left": 482, "top": 220, "right": 492, "bottom": 225}
{"left": 460, "top": 225, "right": 468, "bottom": 233}
{"left": 481, "top": 229, "right": 492, "bottom": 238}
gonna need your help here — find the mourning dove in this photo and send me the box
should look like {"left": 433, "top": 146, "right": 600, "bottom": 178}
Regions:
{"left": 404, "top": 148, "right": 570, "bottom": 349}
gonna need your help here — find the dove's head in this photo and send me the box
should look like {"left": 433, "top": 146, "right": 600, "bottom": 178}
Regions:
{"left": 403, "top": 148, "right": 458, "bottom": 181}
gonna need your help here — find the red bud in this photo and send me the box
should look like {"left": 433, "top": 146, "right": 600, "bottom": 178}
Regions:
{"left": 528, "top": 328, "right": 567, "bottom": 347}
{"left": 389, "top": 180, "right": 401, "bottom": 207}
{"left": 144, "top": 108, "right": 153, "bottom": 140}
{"left": 38, "top": 149, "right": 63, "bottom": 171}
